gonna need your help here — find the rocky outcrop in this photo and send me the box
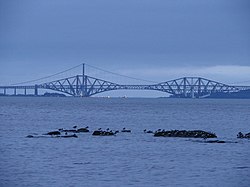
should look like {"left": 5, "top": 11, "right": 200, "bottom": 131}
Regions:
{"left": 45, "top": 131, "right": 61, "bottom": 135}
{"left": 246, "top": 133, "right": 250, "bottom": 138}
{"left": 154, "top": 130, "right": 217, "bottom": 138}
{"left": 92, "top": 129, "right": 117, "bottom": 136}
{"left": 237, "top": 132, "right": 250, "bottom": 139}
{"left": 76, "top": 127, "right": 89, "bottom": 133}
{"left": 121, "top": 128, "right": 131, "bottom": 133}
{"left": 144, "top": 129, "right": 153, "bottom": 133}
{"left": 26, "top": 134, "right": 78, "bottom": 138}
{"left": 61, "top": 129, "right": 77, "bottom": 133}
{"left": 59, "top": 126, "right": 89, "bottom": 133}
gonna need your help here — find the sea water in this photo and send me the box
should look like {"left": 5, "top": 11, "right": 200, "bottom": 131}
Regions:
{"left": 0, "top": 97, "right": 249, "bottom": 187}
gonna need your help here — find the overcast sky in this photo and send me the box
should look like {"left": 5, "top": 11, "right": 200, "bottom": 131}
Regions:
{"left": 0, "top": 0, "right": 249, "bottom": 96}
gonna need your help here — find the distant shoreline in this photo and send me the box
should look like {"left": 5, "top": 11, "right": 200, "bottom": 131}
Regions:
{"left": 1, "top": 94, "right": 250, "bottom": 99}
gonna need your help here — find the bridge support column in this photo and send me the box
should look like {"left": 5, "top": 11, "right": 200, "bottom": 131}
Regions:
{"left": 76, "top": 75, "right": 79, "bottom": 96}
{"left": 24, "top": 88, "right": 27, "bottom": 95}
{"left": 198, "top": 78, "right": 201, "bottom": 98}
{"left": 82, "top": 63, "right": 84, "bottom": 97}
{"left": 35, "top": 85, "right": 38, "bottom": 96}
{"left": 84, "top": 76, "right": 88, "bottom": 97}
{"left": 4, "top": 88, "right": 6, "bottom": 95}
{"left": 183, "top": 77, "right": 187, "bottom": 97}
{"left": 14, "top": 88, "right": 16, "bottom": 95}
{"left": 81, "top": 63, "right": 88, "bottom": 97}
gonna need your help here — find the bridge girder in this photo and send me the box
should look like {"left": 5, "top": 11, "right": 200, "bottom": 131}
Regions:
{"left": 1, "top": 76, "right": 250, "bottom": 98}
{"left": 37, "top": 76, "right": 245, "bottom": 98}
{"left": 157, "top": 77, "right": 240, "bottom": 98}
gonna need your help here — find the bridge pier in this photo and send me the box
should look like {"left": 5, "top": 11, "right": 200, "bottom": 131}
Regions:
{"left": 183, "top": 77, "right": 187, "bottom": 97}
{"left": 76, "top": 75, "right": 79, "bottom": 95}
{"left": 35, "top": 85, "right": 38, "bottom": 96}
{"left": 14, "top": 88, "right": 16, "bottom": 96}
{"left": 82, "top": 64, "right": 85, "bottom": 97}
{"left": 198, "top": 78, "right": 201, "bottom": 97}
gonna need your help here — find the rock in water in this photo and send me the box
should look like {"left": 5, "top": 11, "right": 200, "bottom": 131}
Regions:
{"left": 46, "top": 131, "right": 61, "bottom": 135}
{"left": 92, "top": 130, "right": 116, "bottom": 136}
{"left": 237, "top": 132, "right": 250, "bottom": 139}
{"left": 92, "top": 130, "right": 102, "bottom": 136}
{"left": 121, "top": 128, "right": 131, "bottom": 133}
{"left": 26, "top": 135, "right": 34, "bottom": 138}
{"left": 245, "top": 132, "right": 250, "bottom": 138}
{"left": 77, "top": 128, "right": 89, "bottom": 133}
{"left": 154, "top": 130, "right": 217, "bottom": 138}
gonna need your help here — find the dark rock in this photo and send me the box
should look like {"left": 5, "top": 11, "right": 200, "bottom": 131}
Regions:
{"left": 144, "top": 129, "right": 153, "bottom": 133}
{"left": 121, "top": 128, "right": 131, "bottom": 133}
{"left": 237, "top": 132, "right": 250, "bottom": 139}
{"left": 245, "top": 133, "right": 250, "bottom": 138}
{"left": 46, "top": 131, "right": 61, "bottom": 135}
{"left": 237, "top": 132, "right": 245, "bottom": 138}
{"left": 77, "top": 127, "right": 89, "bottom": 133}
{"left": 206, "top": 140, "right": 226, "bottom": 143}
{"left": 60, "top": 134, "right": 78, "bottom": 138}
{"left": 191, "top": 139, "right": 237, "bottom": 144}
{"left": 92, "top": 130, "right": 102, "bottom": 136}
{"left": 92, "top": 130, "right": 117, "bottom": 136}
{"left": 104, "top": 131, "right": 115, "bottom": 136}
{"left": 154, "top": 130, "right": 217, "bottom": 138}
{"left": 62, "top": 129, "right": 77, "bottom": 133}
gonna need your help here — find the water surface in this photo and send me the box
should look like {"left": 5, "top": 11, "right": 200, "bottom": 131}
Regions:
{"left": 0, "top": 97, "right": 250, "bottom": 187}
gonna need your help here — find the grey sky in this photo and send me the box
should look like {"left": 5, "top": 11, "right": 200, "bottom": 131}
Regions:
{"left": 0, "top": 0, "right": 250, "bottom": 96}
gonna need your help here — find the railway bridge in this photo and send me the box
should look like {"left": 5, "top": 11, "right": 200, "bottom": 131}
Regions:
{"left": 1, "top": 64, "right": 249, "bottom": 98}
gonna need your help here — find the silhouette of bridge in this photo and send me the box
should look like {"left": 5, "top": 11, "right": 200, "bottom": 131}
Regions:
{"left": 1, "top": 64, "right": 250, "bottom": 98}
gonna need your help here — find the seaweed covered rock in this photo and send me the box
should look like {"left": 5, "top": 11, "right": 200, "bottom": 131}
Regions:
{"left": 154, "top": 130, "right": 217, "bottom": 138}
{"left": 245, "top": 133, "right": 250, "bottom": 138}
{"left": 121, "top": 128, "right": 131, "bottom": 133}
{"left": 237, "top": 132, "right": 250, "bottom": 139}
{"left": 45, "top": 131, "right": 61, "bottom": 135}
{"left": 61, "top": 129, "right": 77, "bottom": 133}
{"left": 92, "top": 130, "right": 102, "bottom": 136}
{"left": 205, "top": 140, "right": 225, "bottom": 143}
{"left": 76, "top": 127, "right": 90, "bottom": 133}
{"left": 144, "top": 129, "right": 153, "bottom": 133}
{"left": 92, "top": 129, "right": 117, "bottom": 136}
{"left": 60, "top": 126, "right": 89, "bottom": 133}
{"left": 26, "top": 135, "right": 34, "bottom": 138}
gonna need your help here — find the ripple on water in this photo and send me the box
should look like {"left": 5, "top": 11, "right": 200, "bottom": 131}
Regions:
{"left": 0, "top": 98, "right": 250, "bottom": 187}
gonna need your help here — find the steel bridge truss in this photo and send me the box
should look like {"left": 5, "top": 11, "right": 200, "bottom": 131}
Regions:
{"left": 1, "top": 76, "right": 250, "bottom": 98}
{"left": 39, "top": 75, "right": 121, "bottom": 97}
{"left": 38, "top": 76, "right": 250, "bottom": 98}
{"left": 156, "top": 77, "right": 242, "bottom": 98}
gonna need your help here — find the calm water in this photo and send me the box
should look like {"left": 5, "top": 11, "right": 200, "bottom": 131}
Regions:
{"left": 0, "top": 97, "right": 250, "bottom": 187}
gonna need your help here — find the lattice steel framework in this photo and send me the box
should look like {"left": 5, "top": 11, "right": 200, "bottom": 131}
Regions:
{"left": 1, "top": 64, "right": 250, "bottom": 98}
{"left": 39, "top": 75, "right": 121, "bottom": 97}
{"left": 36, "top": 76, "right": 250, "bottom": 98}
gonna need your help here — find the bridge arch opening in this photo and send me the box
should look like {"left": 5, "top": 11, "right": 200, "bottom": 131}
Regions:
{"left": 92, "top": 90, "right": 170, "bottom": 98}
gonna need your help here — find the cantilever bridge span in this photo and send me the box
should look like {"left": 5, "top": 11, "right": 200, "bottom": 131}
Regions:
{"left": 0, "top": 65, "right": 250, "bottom": 98}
